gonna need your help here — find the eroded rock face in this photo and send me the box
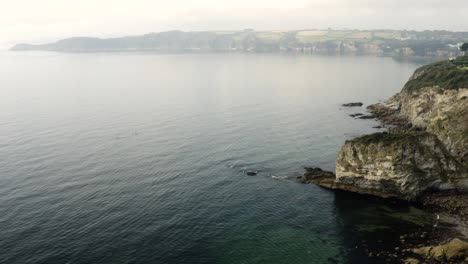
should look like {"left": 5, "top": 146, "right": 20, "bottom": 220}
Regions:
{"left": 334, "top": 132, "right": 467, "bottom": 199}
{"left": 368, "top": 69, "right": 468, "bottom": 166}
{"left": 395, "top": 87, "right": 468, "bottom": 165}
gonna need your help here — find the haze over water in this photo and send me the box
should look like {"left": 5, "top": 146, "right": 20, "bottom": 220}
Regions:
{"left": 0, "top": 52, "right": 433, "bottom": 263}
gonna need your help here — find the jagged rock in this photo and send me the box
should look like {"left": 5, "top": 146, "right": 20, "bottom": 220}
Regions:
{"left": 342, "top": 102, "right": 363, "bottom": 107}
{"left": 298, "top": 167, "right": 335, "bottom": 185}
{"left": 412, "top": 238, "right": 468, "bottom": 262}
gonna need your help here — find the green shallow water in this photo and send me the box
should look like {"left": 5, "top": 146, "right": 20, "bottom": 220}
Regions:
{"left": 0, "top": 52, "right": 434, "bottom": 264}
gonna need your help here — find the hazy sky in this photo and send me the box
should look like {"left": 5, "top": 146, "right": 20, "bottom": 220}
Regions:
{"left": 1, "top": 0, "right": 467, "bottom": 47}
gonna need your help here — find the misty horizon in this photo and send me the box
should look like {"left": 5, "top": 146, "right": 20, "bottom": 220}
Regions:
{"left": 2, "top": 0, "right": 468, "bottom": 48}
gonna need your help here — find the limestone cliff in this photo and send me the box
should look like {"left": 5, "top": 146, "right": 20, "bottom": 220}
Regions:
{"left": 335, "top": 132, "right": 466, "bottom": 199}
{"left": 389, "top": 88, "right": 468, "bottom": 162}
{"left": 373, "top": 57, "right": 468, "bottom": 164}
{"left": 303, "top": 57, "right": 468, "bottom": 200}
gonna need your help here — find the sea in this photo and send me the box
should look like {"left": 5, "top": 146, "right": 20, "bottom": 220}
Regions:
{"left": 0, "top": 52, "right": 438, "bottom": 264}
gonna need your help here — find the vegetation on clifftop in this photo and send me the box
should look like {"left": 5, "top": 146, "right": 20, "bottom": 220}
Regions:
{"left": 403, "top": 56, "right": 468, "bottom": 91}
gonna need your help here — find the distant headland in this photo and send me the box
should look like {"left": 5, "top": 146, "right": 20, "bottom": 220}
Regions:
{"left": 10, "top": 29, "right": 468, "bottom": 59}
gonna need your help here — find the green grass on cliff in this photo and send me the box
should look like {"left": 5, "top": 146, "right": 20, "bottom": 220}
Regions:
{"left": 403, "top": 56, "right": 468, "bottom": 91}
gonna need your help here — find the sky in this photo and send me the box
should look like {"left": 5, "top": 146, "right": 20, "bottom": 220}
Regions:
{"left": 1, "top": 0, "right": 468, "bottom": 47}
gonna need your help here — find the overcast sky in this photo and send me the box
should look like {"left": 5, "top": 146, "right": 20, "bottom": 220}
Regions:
{"left": 1, "top": 0, "right": 468, "bottom": 47}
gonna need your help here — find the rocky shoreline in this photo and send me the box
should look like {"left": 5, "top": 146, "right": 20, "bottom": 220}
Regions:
{"left": 299, "top": 57, "right": 468, "bottom": 263}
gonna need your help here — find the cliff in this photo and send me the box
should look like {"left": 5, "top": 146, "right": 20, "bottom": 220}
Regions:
{"left": 303, "top": 57, "right": 468, "bottom": 200}
{"left": 371, "top": 57, "right": 468, "bottom": 165}
{"left": 335, "top": 132, "right": 466, "bottom": 199}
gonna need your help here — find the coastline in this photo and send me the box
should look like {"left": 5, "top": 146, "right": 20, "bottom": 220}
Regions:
{"left": 298, "top": 57, "right": 468, "bottom": 262}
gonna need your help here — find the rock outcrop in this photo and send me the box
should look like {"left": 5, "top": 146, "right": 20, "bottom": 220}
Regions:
{"left": 305, "top": 57, "right": 468, "bottom": 201}
{"left": 411, "top": 238, "right": 468, "bottom": 262}
{"left": 304, "top": 132, "right": 467, "bottom": 199}
{"left": 335, "top": 132, "right": 466, "bottom": 199}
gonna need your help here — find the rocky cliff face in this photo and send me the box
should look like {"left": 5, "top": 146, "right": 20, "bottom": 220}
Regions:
{"left": 335, "top": 132, "right": 466, "bottom": 199}
{"left": 392, "top": 87, "right": 468, "bottom": 165}
{"left": 304, "top": 58, "right": 468, "bottom": 200}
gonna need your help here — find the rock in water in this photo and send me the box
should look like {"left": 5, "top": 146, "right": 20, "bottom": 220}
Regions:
{"left": 342, "top": 102, "right": 363, "bottom": 107}
{"left": 356, "top": 114, "right": 376, "bottom": 119}
{"left": 298, "top": 167, "right": 335, "bottom": 186}
{"left": 349, "top": 113, "right": 364, "bottom": 117}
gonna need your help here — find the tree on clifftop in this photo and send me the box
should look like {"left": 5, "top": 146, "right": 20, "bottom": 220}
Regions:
{"left": 461, "top": 43, "right": 468, "bottom": 54}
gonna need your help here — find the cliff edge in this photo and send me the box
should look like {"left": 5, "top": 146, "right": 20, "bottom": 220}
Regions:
{"left": 303, "top": 56, "right": 468, "bottom": 200}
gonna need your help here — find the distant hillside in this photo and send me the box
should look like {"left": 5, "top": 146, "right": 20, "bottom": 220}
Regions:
{"left": 11, "top": 29, "right": 468, "bottom": 58}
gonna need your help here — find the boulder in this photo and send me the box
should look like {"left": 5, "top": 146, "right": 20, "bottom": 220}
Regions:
{"left": 412, "top": 238, "right": 468, "bottom": 262}
{"left": 342, "top": 102, "right": 363, "bottom": 107}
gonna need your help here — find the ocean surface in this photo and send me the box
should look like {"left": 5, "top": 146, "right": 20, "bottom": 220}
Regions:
{"left": 0, "top": 52, "right": 436, "bottom": 264}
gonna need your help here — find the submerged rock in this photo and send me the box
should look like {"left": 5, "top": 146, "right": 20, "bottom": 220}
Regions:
{"left": 349, "top": 113, "right": 364, "bottom": 117}
{"left": 342, "top": 102, "right": 363, "bottom": 107}
{"left": 245, "top": 170, "right": 258, "bottom": 176}
{"left": 356, "top": 114, "right": 376, "bottom": 119}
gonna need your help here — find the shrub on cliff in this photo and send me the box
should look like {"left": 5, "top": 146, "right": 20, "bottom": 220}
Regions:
{"left": 403, "top": 57, "right": 468, "bottom": 91}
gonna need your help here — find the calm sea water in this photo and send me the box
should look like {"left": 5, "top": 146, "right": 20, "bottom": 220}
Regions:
{"left": 0, "top": 52, "right": 434, "bottom": 264}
